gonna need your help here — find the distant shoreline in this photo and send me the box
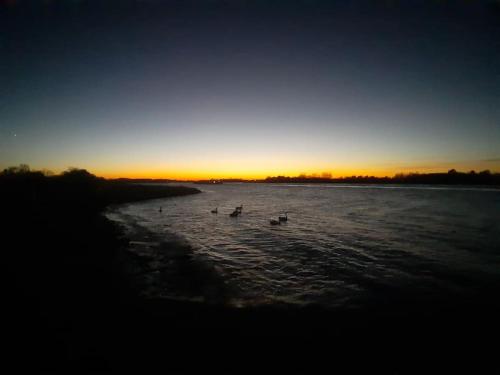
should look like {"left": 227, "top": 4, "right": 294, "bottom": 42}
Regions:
{"left": 123, "top": 179, "right": 500, "bottom": 190}
{"left": 110, "top": 169, "right": 500, "bottom": 187}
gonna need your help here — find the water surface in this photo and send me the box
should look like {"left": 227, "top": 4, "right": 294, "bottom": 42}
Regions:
{"left": 108, "top": 183, "right": 500, "bottom": 308}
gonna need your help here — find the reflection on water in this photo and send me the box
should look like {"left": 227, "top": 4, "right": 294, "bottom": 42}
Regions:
{"left": 109, "top": 183, "right": 500, "bottom": 308}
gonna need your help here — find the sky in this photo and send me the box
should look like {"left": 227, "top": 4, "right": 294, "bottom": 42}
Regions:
{"left": 1, "top": 0, "right": 500, "bottom": 179}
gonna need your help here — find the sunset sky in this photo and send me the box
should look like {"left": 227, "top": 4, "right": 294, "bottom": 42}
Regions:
{"left": 1, "top": 0, "right": 499, "bottom": 179}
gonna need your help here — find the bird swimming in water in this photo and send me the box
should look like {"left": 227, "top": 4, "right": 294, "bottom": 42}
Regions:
{"left": 211, "top": 207, "right": 218, "bottom": 214}
{"left": 159, "top": 206, "right": 162, "bottom": 213}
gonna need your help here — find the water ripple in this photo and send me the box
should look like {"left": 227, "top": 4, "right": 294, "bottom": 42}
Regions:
{"left": 110, "top": 183, "right": 500, "bottom": 307}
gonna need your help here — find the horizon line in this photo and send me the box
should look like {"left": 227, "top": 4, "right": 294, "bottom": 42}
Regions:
{"left": 2, "top": 164, "right": 499, "bottom": 181}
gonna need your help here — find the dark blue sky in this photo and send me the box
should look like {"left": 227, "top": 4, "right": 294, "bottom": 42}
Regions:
{"left": 1, "top": 0, "right": 499, "bottom": 178}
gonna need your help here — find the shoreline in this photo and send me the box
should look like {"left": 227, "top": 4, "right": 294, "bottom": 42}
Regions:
{"left": 106, "top": 205, "right": 234, "bottom": 305}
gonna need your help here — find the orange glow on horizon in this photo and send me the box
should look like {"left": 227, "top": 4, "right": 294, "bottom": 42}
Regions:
{"left": 92, "top": 164, "right": 400, "bottom": 180}
{"left": 91, "top": 162, "right": 500, "bottom": 180}
{"left": 4, "top": 159, "right": 498, "bottom": 180}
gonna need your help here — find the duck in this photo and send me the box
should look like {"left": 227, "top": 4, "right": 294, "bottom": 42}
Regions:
{"left": 279, "top": 212, "right": 288, "bottom": 222}
{"left": 270, "top": 219, "right": 280, "bottom": 225}
{"left": 229, "top": 210, "right": 239, "bottom": 217}
{"left": 211, "top": 207, "right": 218, "bottom": 214}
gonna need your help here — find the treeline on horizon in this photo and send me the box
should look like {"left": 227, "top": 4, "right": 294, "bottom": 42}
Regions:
{"left": 264, "top": 169, "right": 500, "bottom": 185}
{"left": 194, "top": 169, "right": 500, "bottom": 185}
{"left": 0, "top": 164, "right": 200, "bottom": 214}
{"left": 3, "top": 165, "right": 499, "bottom": 186}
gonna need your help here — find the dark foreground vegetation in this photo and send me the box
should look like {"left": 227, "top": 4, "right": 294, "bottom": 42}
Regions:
{"left": 3, "top": 166, "right": 499, "bottom": 373}
{"left": 265, "top": 169, "right": 500, "bottom": 185}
